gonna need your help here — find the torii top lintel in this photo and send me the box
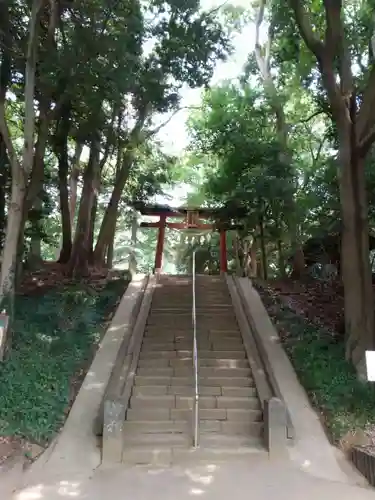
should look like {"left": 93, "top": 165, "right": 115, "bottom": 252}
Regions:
{"left": 132, "top": 202, "right": 220, "bottom": 219}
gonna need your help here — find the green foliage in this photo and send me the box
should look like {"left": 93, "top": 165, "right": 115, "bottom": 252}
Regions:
{"left": 175, "top": 231, "right": 237, "bottom": 274}
{"left": 125, "top": 143, "right": 178, "bottom": 204}
{"left": 258, "top": 284, "right": 375, "bottom": 441}
{"left": 0, "top": 278, "right": 128, "bottom": 443}
{"left": 0, "top": 0, "right": 236, "bottom": 277}
{"left": 187, "top": 83, "right": 295, "bottom": 246}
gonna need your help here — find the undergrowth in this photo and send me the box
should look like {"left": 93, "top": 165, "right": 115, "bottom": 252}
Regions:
{"left": 0, "top": 277, "right": 128, "bottom": 444}
{"left": 256, "top": 283, "right": 375, "bottom": 443}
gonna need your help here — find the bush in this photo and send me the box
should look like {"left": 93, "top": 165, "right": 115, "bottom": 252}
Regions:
{"left": 256, "top": 283, "right": 375, "bottom": 442}
{"left": 0, "top": 278, "right": 127, "bottom": 444}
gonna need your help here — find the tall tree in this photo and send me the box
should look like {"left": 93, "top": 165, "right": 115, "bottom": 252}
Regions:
{"left": 252, "top": 0, "right": 304, "bottom": 277}
{"left": 187, "top": 83, "right": 295, "bottom": 277}
{"left": 284, "top": 1, "right": 375, "bottom": 375}
{"left": 0, "top": 0, "right": 47, "bottom": 312}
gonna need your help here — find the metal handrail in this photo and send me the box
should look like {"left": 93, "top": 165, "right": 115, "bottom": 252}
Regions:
{"left": 192, "top": 250, "right": 199, "bottom": 448}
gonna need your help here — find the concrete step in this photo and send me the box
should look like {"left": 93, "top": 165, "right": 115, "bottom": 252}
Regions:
{"left": 198, "top": 408, "right": 263, "bottom": 421}
{"left": 133, "top": 385, "right": 222, "bottom": 396}
{"left": 132, "top": 385, "right": 257, "bottom": 397}
{"left": 129, "top": 394, "right": 177, "bottom": 409}
{"left": 199, "top": 434, "right": 262, "bottom": 448}
{"left": 123, "top": 432, "right": 262, "bottom": 451}
{"left": 121, "top": 445, "right": 174, "bottom": 466}
{"left": 144, "top": 328, "right": 241, "bottom": 336}
{"left": 126, "top": 408, "right": 174, "bottom": 421}
{"left": 144, "top": 327, "right": 240, "bottom": 334}
{"left": 145, "top": 326, "right": 238, "bottom": 332}
{"left": 150, "top": 305, "right": 233, "bottom": 311}
{"left": 141, "top": 338, "right": 243, "bottom": 346}
{"left": 123, "top": 432, "right": 190, "bottom": 446}
{"left": 200, "top": 419, "right": 263, "bottom": 436}
{"left": 126, "top": 408, "right": 262, "bottom": 422}
{"left": 145, "top": 327, "right": 239, "bottom": 332}
{"left": 142, "top": 333, "right": 242, "bottom": 342}
{"left": 140, "top": 341, "right": 244, "bottom": 351}
{"left": 150, "top": 303, "right": 231, "bottom": 309}
{"left": 137, "top": 358, "right": 249, "bottom": 369}
{"left": 146, "top": 321, "right": 237, "bottom": 328}
{"left": 121, "top": 441, "right": 265, "bottom": 465}
{"left": 149, "top": 309, "right": 231, "bottom": 315}
{"left": 125, "top": 408, "right": 195, "bottom": 421}
{"left": 136, "top": 367, "right": 252, "bottom": 378}
{"left": 146, "top": 319, "right": 238, "bottom": 324}
{"left": 156, "top": 283, "right": 226, "bottom": 287}
{"left": 123, "top": 420, "right": 189, "bottom": 434}
{"left": 172, "top": 445, "right": 265, "bottom": 464}
{"left": 221, "top": 386, "right": 257, "bottom": 397}
{"left": 149, "top": 305, "right": 234, "bottom": 311}
{"left": 129, "top": 394, "right": 259, "bottom": 410}
{"left": 150, "top": 301, "right": 230, "bottom": 307}
{"left": 134, "top": 375, "right": 255, "bottom": 387}
{"left": 123, "top": 419, "right": 261, "bottom": 437}
{"left": 147, "top": 314, "right": 236, "bottom": 320}
{"left": 216, "top": 396, "right": 260, "bottom": 409}
{"left": 139, "top": 349, "right": 246, "bottom": 360}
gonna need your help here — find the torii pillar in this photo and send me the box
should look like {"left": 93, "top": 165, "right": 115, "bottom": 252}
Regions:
{"left": 154, "top": 215, "right": 166, "bottom": 272}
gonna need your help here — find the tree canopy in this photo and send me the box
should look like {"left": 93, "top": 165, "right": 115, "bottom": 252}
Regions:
{"left": 1, "top": 0, "right": 375, "bottom": 376}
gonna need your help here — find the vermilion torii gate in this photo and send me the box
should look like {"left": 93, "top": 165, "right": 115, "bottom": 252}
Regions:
{"left": 133, "top": 203, "right": 243, "bottom": 273}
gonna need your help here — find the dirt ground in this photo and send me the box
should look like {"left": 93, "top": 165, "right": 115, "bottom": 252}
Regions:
{"left": 259, "top": 277, "right": 375, "bottom": 459}
{"left": 20, "top": 261, "right": 128, "bottom": 295}
{"left": 263, "top": 277, "right": 345, "bottom": 337}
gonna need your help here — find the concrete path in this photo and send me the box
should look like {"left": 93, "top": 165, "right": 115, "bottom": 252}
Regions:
{"left": 10, "top": 457, "right": 375, "bottom": 500}
{"left": 7, "top": 276, "right": 373, "bottom": 499}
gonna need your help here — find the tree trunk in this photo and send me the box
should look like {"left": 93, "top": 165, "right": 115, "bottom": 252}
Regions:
{"left": 0, "top": 173, "right": 25, "bottom": 313}
{"left": 291, "top": 247, "right": 306, "bottom": 279}
{"left": 88, "top": 194, "right": 98, "bottom": 263}
{"left": 26, "top": 196, "right": 43, "bottom": 269}
{"left": 257, "top": 255, "right": 263, "bottom": 280}
{"left": 0, "top": 137, "right": 9, "bottom": 251}
{"left": 277, "top": 239, "right": 286, "bottom": 278}
{"left": 259, "top": 217, "right": 268, "bottom": 280}
{"left": 106, "top": 216, "right": 116, "bottom": 269}
{"left": 255, "top": 2, "right": 304, "bottom": 263}
{"left": 69, "top": 143, "right": 83, "bottom": 233}
{"left": 93, "top": 151, "right": 133, "bottom": 265}
{"left": 55, "top": 104, "right": 73, "bottom": 264}
{"left": 249, "top": 238, "right": 258, "bottom": 277}
{"left": 67, "top": 139, "right": 100, "bottom": 277}
{"left": 337, "top": 128, "right": 374, "bottom": 375}
{"left": 288, "top": 0, "right": 375, "bottom": 376}
{"left": 0, "top": 0, "right": 44, "bottom": 356}
{"left": 233, "top": 232, "right": 242, "bottom": 276}
{"left": 58, "top": 170, "right": 72, "bottom": 264}
{"left": 29, "top": 234, "right": 41, "bottom": 262}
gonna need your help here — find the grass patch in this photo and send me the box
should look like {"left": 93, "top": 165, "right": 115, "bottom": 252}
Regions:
{"left": 256, "top": 283, "right": 375, "bottom": 443}
{"left": 0, "top": 277, "right": 128, "bottom": 444}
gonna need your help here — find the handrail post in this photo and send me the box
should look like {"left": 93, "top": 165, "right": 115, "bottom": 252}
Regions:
{"left": 192, "top": 250, "right": 199, "bottom": 448}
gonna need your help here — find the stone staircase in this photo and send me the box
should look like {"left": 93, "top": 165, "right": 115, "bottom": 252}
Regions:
{"left": 122, "top": 274, "right": 265, "bottom": 465}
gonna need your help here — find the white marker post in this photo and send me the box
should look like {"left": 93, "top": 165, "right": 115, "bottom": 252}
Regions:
{"left": 365, "top": 351, "right": 375, "bottom": 381}
{"left": 0, "top": 313, "right": 9, "bottom": 361}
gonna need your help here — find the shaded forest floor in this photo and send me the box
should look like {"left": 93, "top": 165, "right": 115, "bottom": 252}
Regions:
{"left": 262, "top": 278, "right": 345, "bottom": 336}
{"left": 0, "top": 263, "right": 129, "bottom": 467}
{"left": 256, "top": 278, "right": 375, "bottom": 454}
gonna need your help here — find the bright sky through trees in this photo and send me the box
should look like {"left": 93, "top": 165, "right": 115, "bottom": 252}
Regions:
{"left": 154, "top": 0, "right": 259, "bottom": 206}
